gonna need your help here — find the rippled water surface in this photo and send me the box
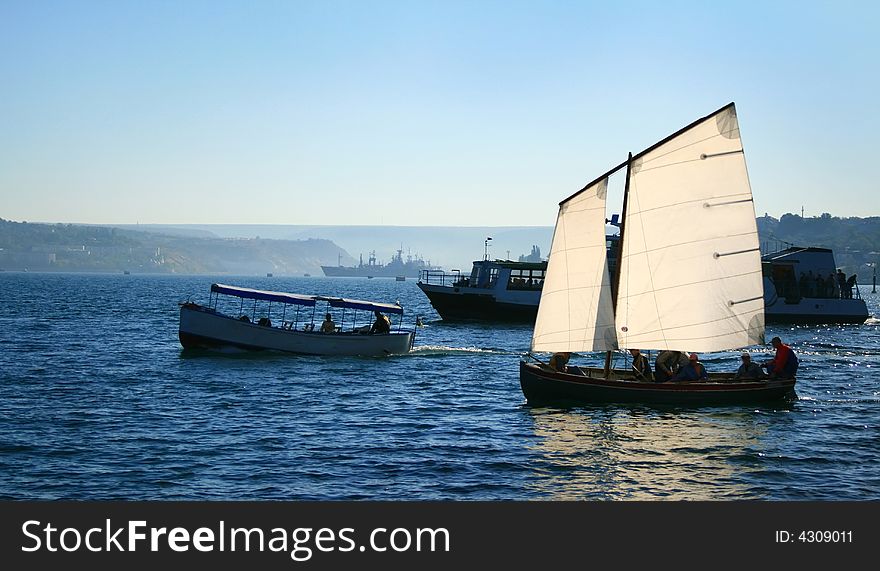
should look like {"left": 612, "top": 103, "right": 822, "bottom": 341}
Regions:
{"left": 1, "top": 273, "right": 878, "bottom": 500}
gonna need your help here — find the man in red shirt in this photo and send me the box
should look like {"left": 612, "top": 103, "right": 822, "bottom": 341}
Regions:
{"left": 764, "top": 336, "right": 798, "bottom": 378}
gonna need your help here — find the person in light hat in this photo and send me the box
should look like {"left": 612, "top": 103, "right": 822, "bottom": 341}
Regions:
{"left": 671, "top": 352, "right": 709, "bottom": 382}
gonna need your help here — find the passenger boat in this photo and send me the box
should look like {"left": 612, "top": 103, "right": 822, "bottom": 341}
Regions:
{"left": 762, "top": 246, "right": 868, "bottom": 324}
{"left": 521, "top": 102, "right": 796, "bottom": 405}
{"left": 417, "top": 237, "right": 619, "bottom": 323}
{"left": 417, "top": 260, "right": 548, "bottom": 322}
{"left": 179, "top": 283, "right": 415, "bottom": 356}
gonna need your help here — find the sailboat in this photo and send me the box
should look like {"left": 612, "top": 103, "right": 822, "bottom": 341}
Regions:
{"left": 520, "top": 103, "right": 796, "bottom": 405}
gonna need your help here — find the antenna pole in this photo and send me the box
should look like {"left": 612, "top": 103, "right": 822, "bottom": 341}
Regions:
{"left": 605, "top": 152, "right": 632, "bottom": 378}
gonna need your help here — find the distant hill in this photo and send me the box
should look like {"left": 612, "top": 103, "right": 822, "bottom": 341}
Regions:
{"left": 123, "top": 216, "right": 880, "bottom": 277}
{"left": 0, "top": 219, "right": 352, "bottom": 275}
{"left": 115, "top": 224, "right": 555, "bottom": 270}
{"left": 5, "top": 214, "right": 879, "bottom": 278}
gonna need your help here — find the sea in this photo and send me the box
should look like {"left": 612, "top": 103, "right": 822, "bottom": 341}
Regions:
{"left": 1, "top": 272, "right": 878, "bottom": 501}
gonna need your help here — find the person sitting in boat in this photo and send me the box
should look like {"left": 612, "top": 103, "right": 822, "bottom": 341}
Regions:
{"left": 734, "top": 352, "right": 765, "bottom": 380}
{"left": 671, "top": 353, "right": 708, "bottom": 382}
{"left": 654, "top": 350, "right": 688, "bottom": 382}
{"left": 629, "top": 349, "right": 653, "bottom": 381}
{"left": 320, "top": 313, "right": 337, "bottom": 333}
{"left": 763, "top": 336, "right": 799, "bottom": 379}
{"left": 370, "top": 310, "right": 391, "bottom": 334}
{"left": 548, "top": 352, "right": 571, "bottom": 372}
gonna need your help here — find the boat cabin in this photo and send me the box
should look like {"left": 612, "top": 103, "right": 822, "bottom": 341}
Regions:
{"left": 762, "top": 246, "right": 861, "bottom": 301}
{"left": 467, "top": 260, "right": 546, "bottom": 291}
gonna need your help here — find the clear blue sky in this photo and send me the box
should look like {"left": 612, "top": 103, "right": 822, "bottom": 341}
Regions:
{"left": 1, "top": 0, "right": 878, "bottom": 226}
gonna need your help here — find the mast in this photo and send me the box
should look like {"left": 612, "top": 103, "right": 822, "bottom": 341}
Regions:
{"left": 604, "top": 152, "right": 632, "bottom": 378}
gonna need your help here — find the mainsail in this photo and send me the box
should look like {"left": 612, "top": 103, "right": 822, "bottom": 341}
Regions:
{"left": 530, "top": 102, "right": 764, "bottom": 356}
{"left": 614, "top": 103, "right": 765, "bottom": 351}
{"left": 531, "top": 177, "right": 618, "bottom": 352}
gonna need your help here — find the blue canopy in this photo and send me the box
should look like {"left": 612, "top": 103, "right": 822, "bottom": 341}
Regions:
{"left": 210, "top": 284, "right": 402, "bottom": 314}
{"left": 211, "top": 283, "right": 317, "bottom": 307}
{"left": 320, "top": 296, "right": 404, "bottom": 315}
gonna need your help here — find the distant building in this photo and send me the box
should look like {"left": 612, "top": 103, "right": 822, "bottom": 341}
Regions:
{"left": 518, "top": 245, "right": 542, "bottom": 263}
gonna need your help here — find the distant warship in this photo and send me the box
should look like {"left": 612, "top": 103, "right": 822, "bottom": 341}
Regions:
{"left": 322, "top": 249, "right": 439, "bottom": 278}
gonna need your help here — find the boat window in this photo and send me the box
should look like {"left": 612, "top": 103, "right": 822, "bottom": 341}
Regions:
{"left": 488, "top": 267, "right": 499, "bottom": 287}
{"left": 765, "top": 262, "right": 799, "bottom": 301}
{"left": 507, "top": 268, "right": 545, "bottom": 290}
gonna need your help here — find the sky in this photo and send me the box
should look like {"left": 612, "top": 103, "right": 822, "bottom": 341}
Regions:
{"left": 1, "top": 0, "right": 879, "bottom": 227}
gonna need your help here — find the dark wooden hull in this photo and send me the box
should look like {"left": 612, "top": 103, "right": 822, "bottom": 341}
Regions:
{"left": 520, "top": 361, "right": 796, "bottom": 406}
{"left": 417, "top": 284, "right": 538, "bottom": 323}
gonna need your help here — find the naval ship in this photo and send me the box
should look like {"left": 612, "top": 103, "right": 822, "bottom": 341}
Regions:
{"left": 321, "top": 249, "right": 439, "bottom": 278}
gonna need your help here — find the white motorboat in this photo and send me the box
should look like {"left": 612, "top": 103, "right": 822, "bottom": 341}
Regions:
{"left": 179, "top": 283, "right": 415, "bottom": 356}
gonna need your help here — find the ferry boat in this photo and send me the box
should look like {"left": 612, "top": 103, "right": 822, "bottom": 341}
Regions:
{"left": 418, "top": 260, "right": 545, "bottom": 322}
{"left": 419, "top": 239, "right": 869, "bottom": 326}
{"left": 418, "top": 237, "right": 618, "bottom": 323}
{"left": 762, "top": 245, "right": 869, "bottom": 324}
{"left": 179, "top": 284, "right": 415, "bottom": 356}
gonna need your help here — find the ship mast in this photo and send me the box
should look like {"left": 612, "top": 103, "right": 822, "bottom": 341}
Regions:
{"left": 604, "top": 152, "right": 632, "bottom": 378}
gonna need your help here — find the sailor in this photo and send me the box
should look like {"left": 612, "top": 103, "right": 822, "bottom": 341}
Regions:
{"left": 548, "top": 352, "right": 571, "bottom": 372}
{"left": 629, "top": 349, "right": 653, "bottom": 381}
{"left": 655, "top": 350, "right": 688, "bottom": 382}
{"left": 320, "top": 312, "right": 336, "bottom": 333}
{"left": 763, "top": 336, "right": 799, "bottom": 379}
{"left": 734, "top": 352, "right": 764, "bottom": 380}
{"left": 370, "top": 310, "right": 391, "bottom": 334}
{"left": 671, "top": 353, "right": 709, "bottom": 382}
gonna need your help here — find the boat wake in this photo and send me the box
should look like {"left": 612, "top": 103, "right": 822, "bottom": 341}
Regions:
{"left": 406, "top": 345, "right": 518, "bottom": 357}
{"left": 864, "top": 316, "right": 880, "bottom": 325}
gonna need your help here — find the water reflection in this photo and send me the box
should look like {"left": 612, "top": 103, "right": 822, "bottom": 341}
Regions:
{"left": 524, "top": 405, "right": 780, "bottom": 500}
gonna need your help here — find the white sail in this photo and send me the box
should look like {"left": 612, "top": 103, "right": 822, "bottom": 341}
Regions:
{"left": 531, "top": 178, "right": 618, "bottom": 352}
{"left": 614, "top": 104, "right": 765, "bottom": 352}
